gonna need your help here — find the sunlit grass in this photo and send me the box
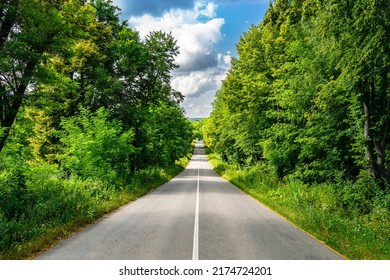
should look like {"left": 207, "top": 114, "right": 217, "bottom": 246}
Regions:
{"left": 207, "top": 152, "right": 390, "bottom": 260}
{"left": 0, "top": 157, "right": 190, "bottom": 260}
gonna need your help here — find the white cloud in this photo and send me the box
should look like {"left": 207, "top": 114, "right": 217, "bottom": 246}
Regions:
{"left": 172, "top": 53, "right": 231, "bottom": 98}
{"left": 128, "top": 2, "right": 224, "bottom": 72}
{"left": 127, "top": 1, "right": 231, "bottom": 118}
{"left": 174, "top": 54, "right": 231, "bottom": 117}
{"left": 196, "top": 2, "right": 218, "bottom": 18}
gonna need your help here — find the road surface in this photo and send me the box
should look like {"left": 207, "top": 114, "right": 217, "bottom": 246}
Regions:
{"left": 37, "top": 141, "right": 343, "bottom": 260}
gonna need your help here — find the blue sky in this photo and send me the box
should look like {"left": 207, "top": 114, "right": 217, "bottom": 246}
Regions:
{"left": 113, "top": 0, "right": 268, "bottom": 118}
{"left": 217, "top": 1, "right": 268, "bottom": 55}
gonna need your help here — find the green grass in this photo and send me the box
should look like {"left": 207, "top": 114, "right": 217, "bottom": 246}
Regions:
{"left": 0, "top": 156, "right": 191, "bottom": 260}
{"left": 207, "top": 152, "right": 390, "bottom": 260}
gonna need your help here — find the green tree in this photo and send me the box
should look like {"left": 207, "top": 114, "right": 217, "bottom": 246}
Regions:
{"left": 0, "top": 0, "right": 89, "bottom": 152}
{"left": 140, "top": 103, "right": 193, "bottom": 167}
{"left": 206, "top": 0, "right": 390, "bottom": 185}
{"left": 58, "top": 107, "right": 135, "bottom": 186}
{"left": 141, "top": 31, "right": 182, "bottom": 105}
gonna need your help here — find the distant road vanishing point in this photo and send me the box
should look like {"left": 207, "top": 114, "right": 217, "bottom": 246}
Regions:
{"left": 37, "top": 141, "right": 344, "bottom": 260}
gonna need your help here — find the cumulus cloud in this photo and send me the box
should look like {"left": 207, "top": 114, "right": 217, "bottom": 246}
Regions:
{"left": 127, "top": 1, "right": 231, "bottom": 118}
{"left": 128, "top": 2, "right": 224, "bottom": 73}
{"left": 174, "top": 54, "right": 231, "bottom": 118}
{"left": 172, "top": 54, "right": 231, "bottom": 98}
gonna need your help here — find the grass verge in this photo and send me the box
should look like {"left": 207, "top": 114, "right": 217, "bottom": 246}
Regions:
{"left": 0, "top": 151, "right": 193, "bottom": 260}
{"left": 207, "top": 152, "right": 390, "bottom": 260}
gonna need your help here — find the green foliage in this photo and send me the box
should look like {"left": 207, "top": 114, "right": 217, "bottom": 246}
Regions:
{"left": 0, "top": 0, "right": 91, "bottom": 151}
{"left": 58, "top": 107, "right": 135, "bottom": 186}
{"left": 204, "top": 0, "right": 390, "bottom": 185}
{"left": 139, "top": 104, "right": 193, "bottom": 167}
{"left": 0, "top": 156, "right": 190, "bottom": 259}
{"left": 0, "top": 0, "right": 194, "bottom": 259}
{"left": 208, "top": 153, "right": 390, "bottom": 259}
{"left": 192, "top": 120, "right": 204, "bottom": 140}
{"left": 203, "top": 0, "right": 390, "bottom": 259}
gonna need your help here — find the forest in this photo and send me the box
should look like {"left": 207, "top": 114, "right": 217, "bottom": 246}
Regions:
{"left": 203, "top": 0, "right": 389, "bottom": 259}
{"left": 0, "top": 0, "right": 193, "bottom": 259}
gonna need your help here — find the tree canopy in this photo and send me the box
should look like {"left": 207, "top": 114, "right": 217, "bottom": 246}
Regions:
{"left": 0, "top": 0, "right": 194, "bottom": 258}
{"left": 0, "top": 0, "right": 193, "bottom": 167}
{"left": 204, "top": 0, "right": 390, "bottom": 186}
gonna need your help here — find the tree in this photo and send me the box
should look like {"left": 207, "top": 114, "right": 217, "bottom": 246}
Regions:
{"left": 1, "top": 0, "right": 192, "bottom": 172}
{"left": 141, "top": 31, "right": 182, "bottom": 105}
{"left": 0, "top": 0, "right": 89, "bottom": 152}
{"left": 58, "top": 107, "right": 135, "bottom": 186}
{"left": 206, "top": 0, "right": 390, "bottom": 185}
{"left": 345, "top": 0, "right": 390, "bottom": 180}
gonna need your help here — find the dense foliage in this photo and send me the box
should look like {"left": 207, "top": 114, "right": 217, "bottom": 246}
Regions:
{"left": 204, "top": 0, "right": 390, "bottom": 185}
{"left": 208, "top": 154, "right": 389, "bottom": 259}
{"left": 203, "top": 0, "right": 389, "bottom": 258}
{"left": 0, "top": 0, "right": 193, "bottom": 258}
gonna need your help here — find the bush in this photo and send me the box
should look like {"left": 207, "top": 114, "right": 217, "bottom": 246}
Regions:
{"left": 57, "top": 107, "right": 135, "bottom": 187}
{"left": 206, "top": 151, "right": 389, "bottom": 259}
{"left": 337, "top": 171, "right": 385, "bottom": 215}
{"left": 0, "top": 167, "right": 28, "bottom": 221}
{"left": 0, "top": 161, "right": 119, "bottom": 253}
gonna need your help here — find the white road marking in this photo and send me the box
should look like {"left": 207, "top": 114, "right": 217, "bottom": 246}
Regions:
{"left": 192, "top": 155, "right": 200, "bottom": 260}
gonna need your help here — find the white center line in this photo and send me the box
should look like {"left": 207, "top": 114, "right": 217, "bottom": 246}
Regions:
{"left": 192, "top": 154, "right": 200, "bottom": 260}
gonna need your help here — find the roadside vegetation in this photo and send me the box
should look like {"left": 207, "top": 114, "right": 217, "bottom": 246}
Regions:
{"left": 207, "top": 151, "right": 389, "bottom": 260}
{"left": 0, "top": 0, "right": 193, "bottom": 259}
{"left": 203, "top": 0, "right": 389, "bottom": 260}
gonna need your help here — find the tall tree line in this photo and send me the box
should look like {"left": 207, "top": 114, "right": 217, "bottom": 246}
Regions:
{"left": 0, "top": 0, "right": 193, "bottom": 169}
{"left": 204, "top": 0, "right": 390, "bottom": 186}
{"left": 0, "top": 0, "right": 193, "bottom": 257}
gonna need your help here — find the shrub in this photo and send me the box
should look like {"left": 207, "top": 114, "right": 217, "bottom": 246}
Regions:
{"left": 57, "top": 107, "right": 135, "bottom": 187}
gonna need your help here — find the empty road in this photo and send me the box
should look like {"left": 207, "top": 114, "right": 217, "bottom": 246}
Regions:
{"left": 37, "top": 141, "right": 343, "bottom": 260}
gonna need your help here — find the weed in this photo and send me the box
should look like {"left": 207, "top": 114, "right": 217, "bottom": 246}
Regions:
{"left": 207, "top": 152, "right": 390, "bottom": 259}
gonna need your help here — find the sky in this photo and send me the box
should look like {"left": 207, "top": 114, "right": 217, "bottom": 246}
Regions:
{"left": 112, "top": 0, "right": 269, "bottom": 118}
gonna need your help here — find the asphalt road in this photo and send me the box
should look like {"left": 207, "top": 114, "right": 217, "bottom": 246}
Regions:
{"left": 37, "top": 141, "right": 343, "bottom": 260}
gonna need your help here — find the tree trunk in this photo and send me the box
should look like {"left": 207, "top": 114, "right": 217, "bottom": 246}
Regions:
{"left": 0, "top": 58, "right": 39, "bottom": 152}
{"left": 362, "top": 70, "right": 390, "bottom": 181}
{"left": 377, "top": 66, "right": 390, "bottom": 179}
{"left": 363, "top": 81, "right": 377, "bottom": 177}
